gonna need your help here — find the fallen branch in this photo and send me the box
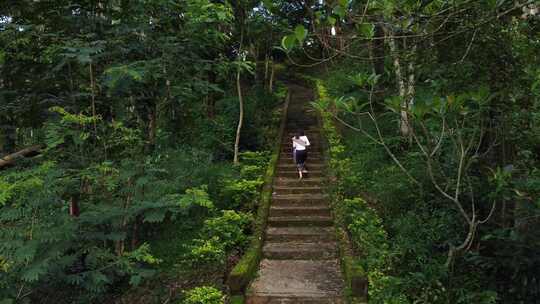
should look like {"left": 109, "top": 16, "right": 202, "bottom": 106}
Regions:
{"left": 0, "top": 145, "right": 44, "bottom": 169}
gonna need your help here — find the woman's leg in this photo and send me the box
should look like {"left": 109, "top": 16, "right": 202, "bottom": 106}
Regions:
{"left": 302, "top": 151, "right": 308, "bottom": 173}
{"left": 296, "top": 150, "right": 306, "bottom": 179}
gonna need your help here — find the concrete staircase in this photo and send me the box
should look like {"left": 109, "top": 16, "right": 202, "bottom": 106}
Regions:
{"left": 246, "top": 85, "right": 345, "bottom": 304}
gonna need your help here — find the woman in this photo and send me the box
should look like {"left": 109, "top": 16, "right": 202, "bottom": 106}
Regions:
{"left": 292, "top": 130, "right": 310, "bottom": 179}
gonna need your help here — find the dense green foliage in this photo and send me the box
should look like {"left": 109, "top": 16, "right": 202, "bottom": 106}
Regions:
{"left": 182, "top": 286, "right": 224, "bottom": 304}
{"left": 301, "top": 1, "right": 540, "bottom": 302}
{"left": 2, "top": 0, "right": 540, "bottom": 303}
{"left": 0, "top": 1, "right": 286, "bottom": 303}
{"left": 314, "top": 37, "right": 539, "bottom": 302}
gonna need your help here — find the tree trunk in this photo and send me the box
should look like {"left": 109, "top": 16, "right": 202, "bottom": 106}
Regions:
{"left": 148, "top": 107, "right": 156, "bottom": 150}
{"left": 233, "top": 27, "right": 245, "bottom": 165}
{"left": 386, "top": 30, "right": 412, "bottom": 137}
{"left": 372, "top": 24, "right": 386, "bottom": 77}
{"left": 269, "top": 59, "right": 275, "bottom": 93}
{"left": 89, "top": 62, "right": 98, "bottom": 135}
{"left": 206, "top": 71, "right": 217, "bottom": 119}
{"left": 234, "top": 67, "right": 244, "bottom": 165}
{"left": 69, "top": 194, "right": 80, "bottom": 217}
{"left": 264, "top": 54, "right": 269, "bottom": 86}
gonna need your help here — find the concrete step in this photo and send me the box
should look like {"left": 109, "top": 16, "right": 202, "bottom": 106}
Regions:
{"left": 281, "top": 146, "right": 321, "bottom": 151}
{"left": 272, "top": 194, "right": 328, "bottom": 206}
{"left": 273, "top": 186, "right": 324, "bottom": 195}
{"left": 247, "top": 259, "right": 344, "bottom": 304}
{"left": 281, "top": 142, "right": 321, "bottom": 153}
{"left": 269, "top": 205, "right": 331, "bottom": 217}
{"left": 281, "top": 149, "right": 322, "bottom": 155}
{"left": 262, "top": 242, "right": 338, "bottom": 259}
{"left": 286, "top": 131, "right": 320, "bottom": 135}
{"left": 268, "top": 215, "right": 334, "bottom": 227}
{"left": 276, "top": 170, "right": 323, "bottom": 178}
{"left": 247, "top": 296, "right": 344, "bottom": 304}
{"left": 282, "top": 152, "right": 322, "bottom": 157}
{"left": 274, "top": 177, "right": 324, "bottom": 187}
{"left": 277, "top": 163, "right": 325, "bottom": 170}
{"left": 266, "top": 227, "right": 335, "bottom": 242}
{"left": 278, "top": 157, "right": 323, "bottom": 163}
{"left": 285, "top": 122, "right": 318, "bottom": 127}
{"left": 280, "top": 156, "right": 323, "bottom": 163}
{"left": 284, "top": 132, "right": 320, "bottom": 137}
{"left": 282, "top": 139, "right": 321, "bottom": 145}
{"left": 283, "top": 138, "right": 321, "bottom": 144}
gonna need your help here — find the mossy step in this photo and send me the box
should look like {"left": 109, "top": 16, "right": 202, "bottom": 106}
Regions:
{"left": 285, "top": 121, "right": 318, "bottom": 126}
{"left": 286, "top": 130, "right": 320, "bottom": 134}
{"left": 272, "top": 194, "right": 328, "bottom": 206}
{"left": 281, "top": 148, "right": 322, "bottom": 154}
{"left": 273, "top": 177, "right": 324, "bottom": 187}
{"left": 282, "top": 151, "right": 322, "bottom": 157}
{"left": 281, "top": 144, "right": 321, "bottom": 148}
{"left": 273, "top": 186, "right": 324, "bottom": 195}
{"left": 282, "top": 139, "right": 321, "bottom": 144}
{"left": 283, "top": 137, "right": 321, "bottom": 143}
{"left": 276, "top": 170, "right": 323, "bottom": 178}
{"left": 247, "top": 259, "right": 344, "bottom": 303}
{"left": 280, "top": 156, "right": 323, "bottom": 162}
{"left": 269, "top": 205, "right": 331, "bottom": 217}
{"left": 285, "top": 127, "right": 318, "bottom": 131}
{"left": 247, "top": 296, "right": 344, "bottom": 304}
{"left": 285, "top": 129, "right": 319, "bottom": 134}
{"left": 262, "top": 241, "right": 338, "bottom": 259}
{"left": 267, "top": 215, "right": 334, "bottom": 227}
{"left": 277, "top": 163, "right": 325, "bottom": 170}
{"left": 278, "top": 157, "right": 326, "bottom": 168}
{"left": 266, "top": 227, "right": 335, "bottom": 242}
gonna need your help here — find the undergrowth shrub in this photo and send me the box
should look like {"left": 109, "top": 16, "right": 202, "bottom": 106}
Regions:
{"left": 186, "top": 210, "right": 252, "bottom": 267}
{"left": 201, "top": 210, "right": 252, "bottom": 251}
{"left": 182, "top": 286, "right": 224, "bottom": 304}
{"left": 221, "top": 151, "right": 269, "bottom": 210}
{"left": 186, "top": 237, "right": 226, "bottom": 268}
{"left": 314, "top": 70, "right": 504, "bottom": 303}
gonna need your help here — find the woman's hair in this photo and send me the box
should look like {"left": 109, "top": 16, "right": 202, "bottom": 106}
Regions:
{"left": 295, "top": 129, "right": 305, "bottom": 139}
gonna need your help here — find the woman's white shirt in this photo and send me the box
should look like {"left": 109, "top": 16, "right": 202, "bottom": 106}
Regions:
{"left": 292, "top": 136, "right": 310, "bottom": 151}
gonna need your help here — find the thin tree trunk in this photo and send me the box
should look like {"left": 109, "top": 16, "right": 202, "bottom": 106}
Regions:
{"left": 269, "top": 58, "right": 275, "bottom": 93}
{"left": 131, "top": 216, "right": 139, "bottom": 249}
{"left": 69, "top": 194, "right": 80, "bottom": 217}
{"left": 89, "top": 62, "right": 98, "bottom": 134}
{"left": 148, "top": 108, "right": 156, "bottom": 149}
{"left": 233, "top": 29, "right": 245, "bottom": 165}
{"left": 372, "top": 23, "right": 386, "bottom": 76}
{"left": 264, "top": 54, "right": 269, "bottom": 86}
{"left": 206, "top": 71, "right": 216, "bottom": 118}
{"left": 406, "top": 44, "right": 417, "bottom": 111}
{"left": 386, "top": 30, "right": 411, "bottom": 137}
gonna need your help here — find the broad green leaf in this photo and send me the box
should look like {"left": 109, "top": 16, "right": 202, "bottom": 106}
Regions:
{"left": 281, "top": 35, "right": 297, "bottom": 51}
{"left": 328, "top": 16, "right": 336, "bottom": 26}
{"left": 358, "top": 23, "right": 374, "bottom": 38}
{"left": 333, "top": 6, "right": 346, "bottom": 18}
{"left": 294, "top": 25, "right": 308, "bottom": 43}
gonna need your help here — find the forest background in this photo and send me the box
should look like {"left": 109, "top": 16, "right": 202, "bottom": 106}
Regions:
{"left": 1, "top": 0, "right": 539, "bottom": 304}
